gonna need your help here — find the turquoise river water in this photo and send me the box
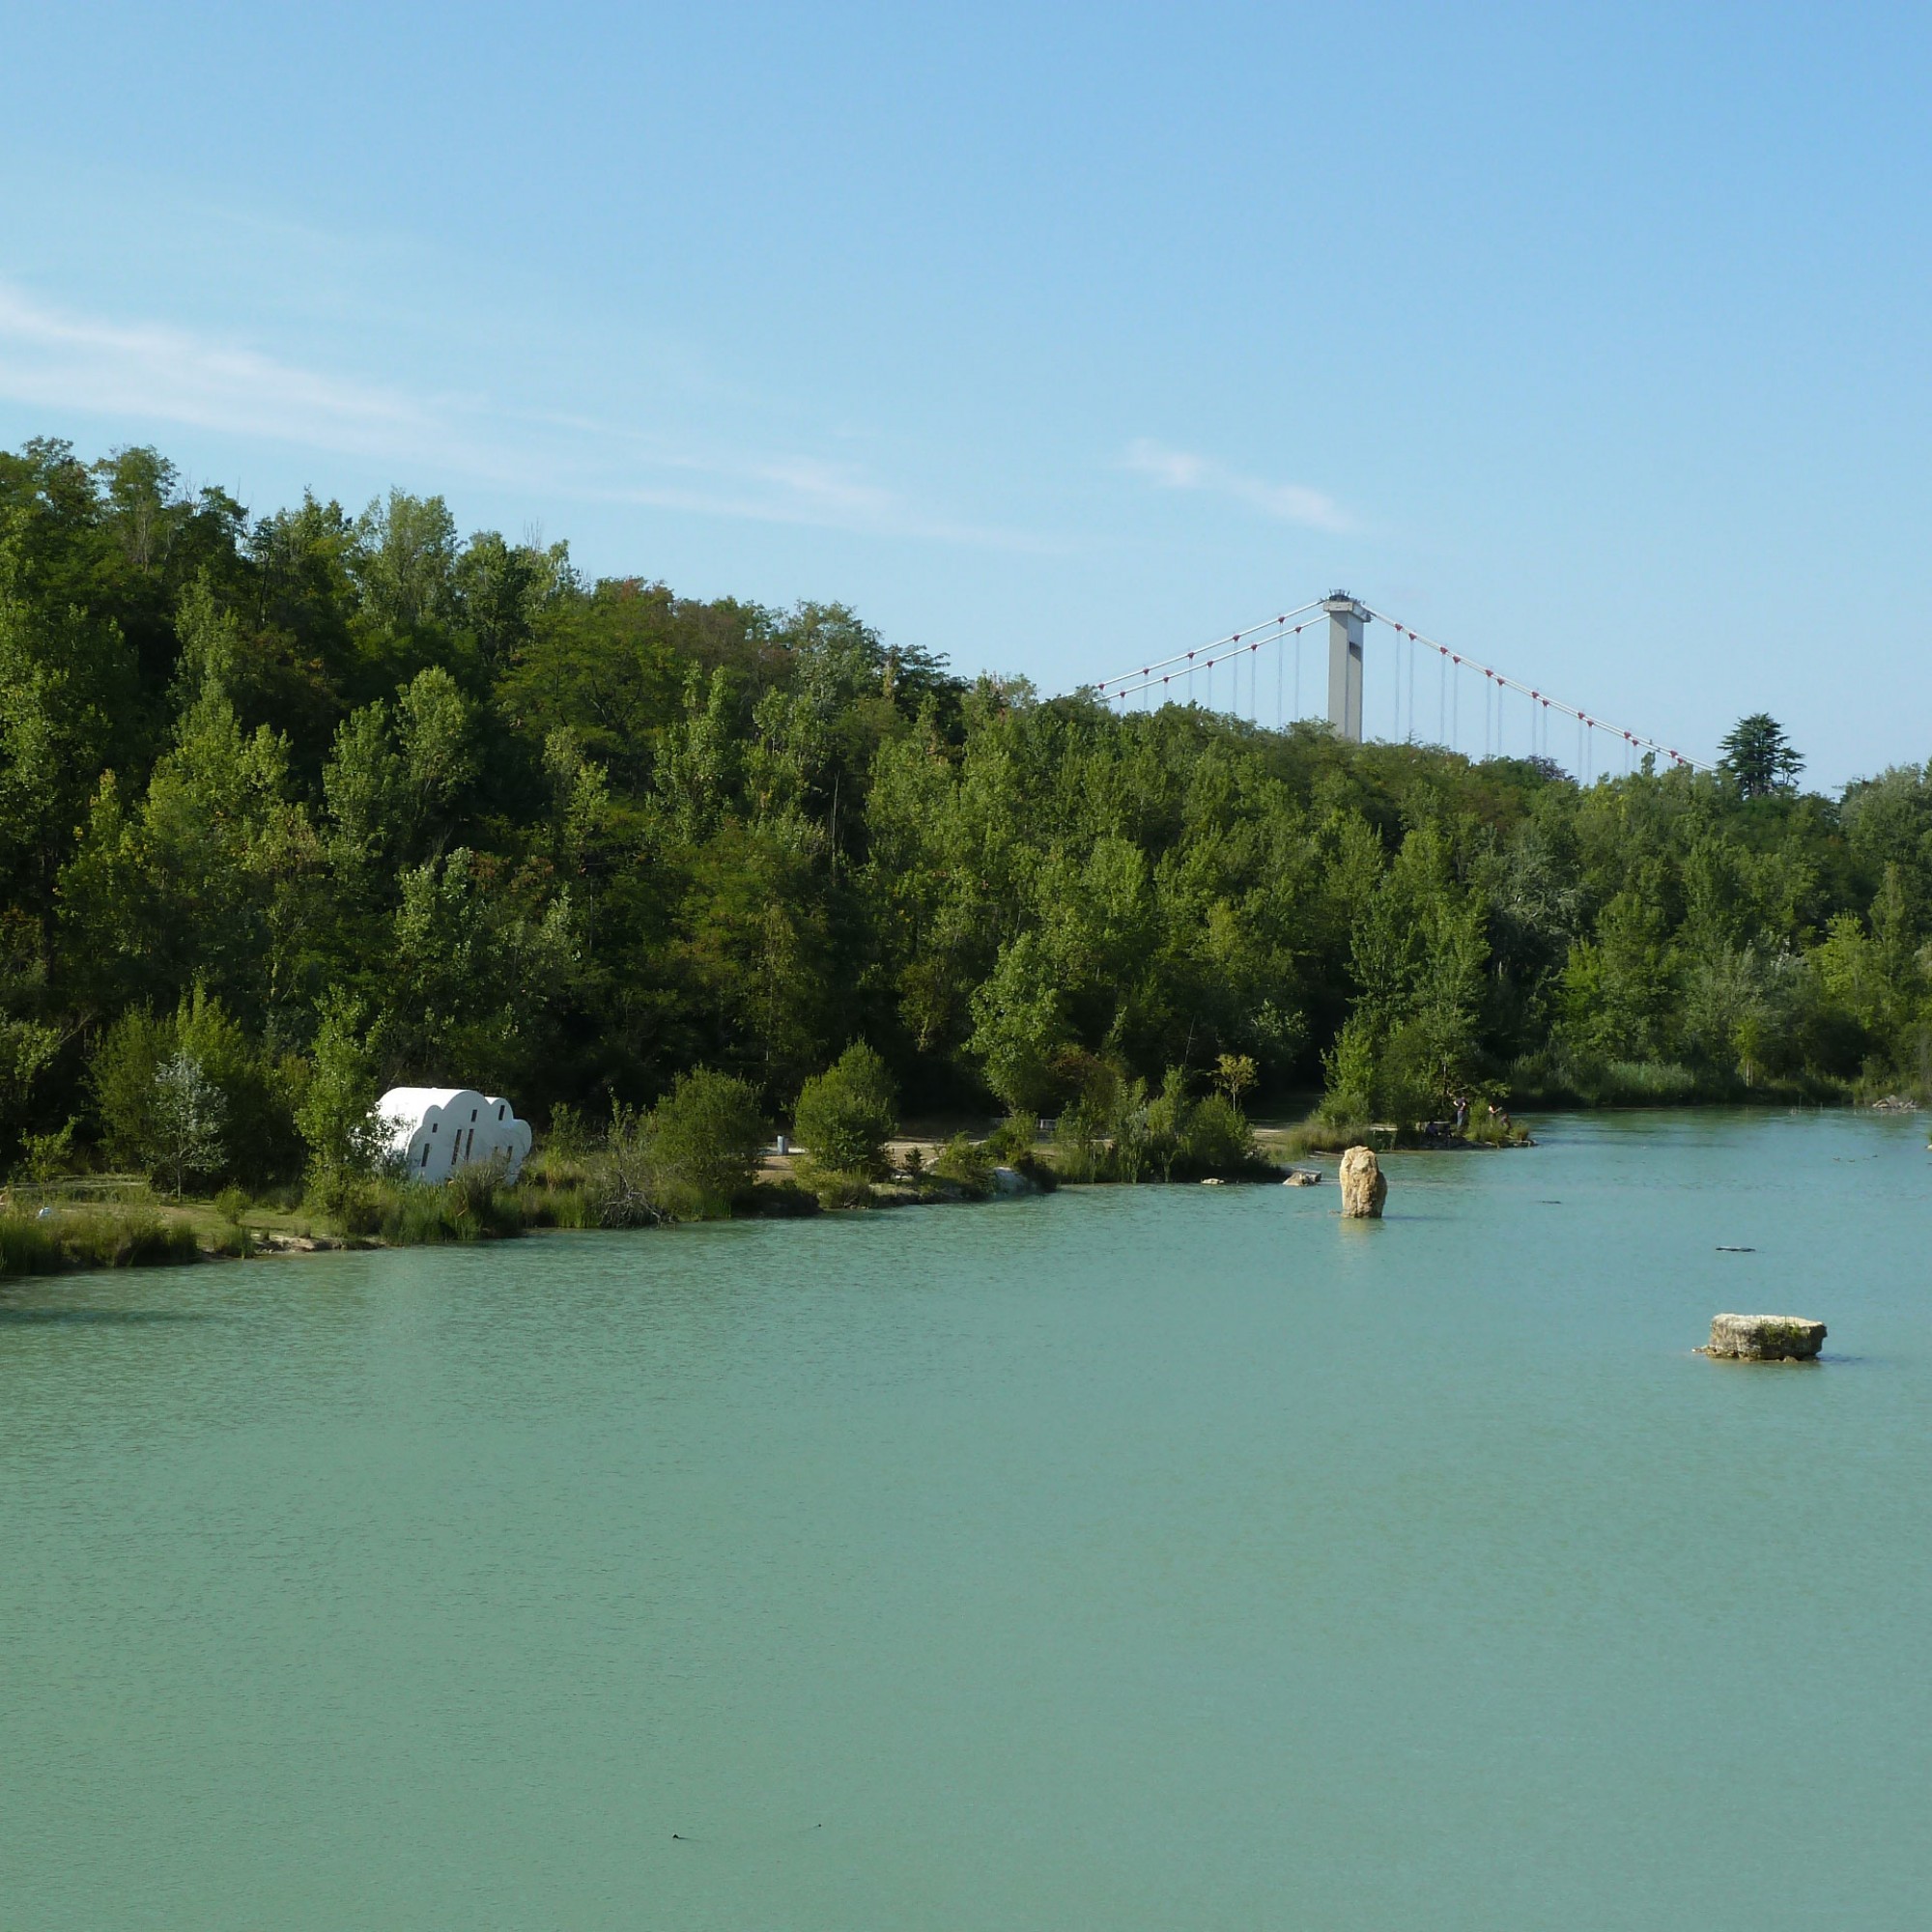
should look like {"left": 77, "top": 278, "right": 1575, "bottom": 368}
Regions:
{"left": 4, "top": 1109, "right": 1930, "bottom": 1928}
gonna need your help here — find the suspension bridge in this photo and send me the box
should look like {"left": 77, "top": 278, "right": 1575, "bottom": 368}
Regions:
{"left": 1088, "top": 591, "right": 1707, "bottom": 781}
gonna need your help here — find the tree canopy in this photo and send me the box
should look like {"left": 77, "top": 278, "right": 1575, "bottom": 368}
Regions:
{"left": 1719, "top": 713, "right": 1804, "bottom": 798}
{"left": 0, "top": 437, "right": 1920, "bottom": 1192}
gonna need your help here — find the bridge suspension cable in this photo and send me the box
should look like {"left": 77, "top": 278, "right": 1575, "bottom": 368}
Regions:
{"left": 1089, "top": 593, "right": 1710, "bottom": 775}
{"left": 1361, "top": 605, "right": 1710, "bottom": 773}
{"left": 1093, "top": 600, "right": 1326, "bottom": 704}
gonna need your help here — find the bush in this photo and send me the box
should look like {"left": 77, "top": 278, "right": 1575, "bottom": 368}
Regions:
{"left": 584, "top": 1073, "right": 765, "bottom": 1225}
{"left": 296, "top": 993, "right": 388, "bottom": 1210}
{"left": 91, "top": 991, "right": 303, "bottom": 1192}
{"left": 17, "top": 1121, "right": 78, "bottom": 1185}
{"left": 1109, "top": 1077, "right": 1154, "bottom": 1182}
{"left": 444, "top": 1159, "right": 523, "bottom": 1236}
{"left": 90, "top": 1009, "right": 169, "bottom": 1173}
{"left": 639, "top": 1069, "right": 767, "bottom": 1218}
{"left": 930, "top": 1132, "right": 994, "bottom": 1196}
{"left": 590, "top": 1108, "right": 663, "bottom": 1228}
{"left": 1145, "top": 1067, "right": 1192, "bottom": 1180}
{"left": 982, "top": 1112, "right": 1037, "bottom": 1164}
{"left": 793, "top": 1044, "right": 896, "bottom": 1179}
{"left": 1179, "top": 1094, "right": 1260, "bottom": 1175}
{"left": 1051, "top": 1100, "right": 1111, "bottom": 1182}
{"left": 545, "top": 1101, "right": 594, "bottom": 1158}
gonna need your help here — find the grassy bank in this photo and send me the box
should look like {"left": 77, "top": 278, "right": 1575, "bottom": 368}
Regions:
{"left": 0, "top": 1184, "right": 206, "bottom": 1278}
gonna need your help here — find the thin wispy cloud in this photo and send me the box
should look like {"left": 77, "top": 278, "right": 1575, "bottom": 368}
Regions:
{"left": 0, "top": 282, "right": 1049, "bottom": 550}
{"left": 0, "top": 283, "right": 438, "bottom": 458}
{"left": 1123, "top": 438, "right": 1352, "bottom": 534}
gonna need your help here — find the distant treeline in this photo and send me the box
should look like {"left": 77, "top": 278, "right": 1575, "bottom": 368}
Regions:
{"left": 0, "top": 438, "right": 1922, "bottom": 1191}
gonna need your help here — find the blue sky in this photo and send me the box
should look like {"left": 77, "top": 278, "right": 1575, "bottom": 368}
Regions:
{"left": 3, "top": 1, "right": 1927, "bottom": 786}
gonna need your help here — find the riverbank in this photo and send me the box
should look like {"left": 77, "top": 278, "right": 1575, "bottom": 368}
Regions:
{"left": 0, "top": 1154, "right": 1039, "bottom": 1277}
{"left": 14, "top": 1089, "right": 1882, "bottom": 1280}
{"left": 0, "top": 1122, "right": 1281, "bottom": 1277}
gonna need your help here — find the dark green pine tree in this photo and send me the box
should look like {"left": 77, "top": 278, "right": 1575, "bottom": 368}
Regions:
{"left": 1719, "top": 713, "right": 1804, "bottom": 798}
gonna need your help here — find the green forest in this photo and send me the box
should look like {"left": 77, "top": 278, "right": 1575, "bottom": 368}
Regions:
{"left": 0, "top": 439, "right": 1924, "bottom": 1207}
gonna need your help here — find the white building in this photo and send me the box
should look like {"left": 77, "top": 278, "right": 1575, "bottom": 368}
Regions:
{"left": 377, "top": 1087, "right": 532, "bottom": 1184}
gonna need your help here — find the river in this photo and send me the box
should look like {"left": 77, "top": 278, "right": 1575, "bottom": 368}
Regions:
{"left": 3, "top": 1109, "right": 1929, "bottom": 1928}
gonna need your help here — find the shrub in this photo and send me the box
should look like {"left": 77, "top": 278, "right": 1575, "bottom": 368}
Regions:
{"left": 91, "top": 1009, "right": 170, "bottom": 1172}
{"left": 296, "top": 993, "right": 388, "bottom": 1210}
{"left": 583, "top": 1074, "right": 765, "bottom": 1226}
{"left": 1110, "top": 1077, "right": 1154, "bottom": 1182}
{"left": 982, "top": 1112, "right": 1037, "bottom": 1164}
{"left": 931, "top": 1132, "right": 994, "bottom": 1196}
{"left": 793, "top": 1044, "right": 896, "bottom": 1179}
{"left": 591, "top": 1106, "right": 663, "bottom": 1228}
{"left": 444, "top": 1158, "right": 523, "bottom": 1236}
{"left": 91, "top": 991, "right": 302, "bottom": 1191}
{"left": 148, "top": 1053, "right": 226, "bottom": 1199}
{"left": 639, "top": 1069, "right": 767, "bottom": 1218}
{"left": 17, "top": 1120, "right": 78, "bottom": 1185}
{"left": 1051, "top": 1100, "right": 1112, "bottom": 1182}
{"left": 1145, "top": 1068, "right": 1192, "bottom": 1180}
{"left": 545, "top": 1101, "right": 594, "bottom": 1158}
{"left": 1179, "top": 1094, "right": 1260, "bottom": 1175}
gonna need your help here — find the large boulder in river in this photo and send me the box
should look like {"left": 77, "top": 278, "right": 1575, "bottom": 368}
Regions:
{"left": 1703, "top": 1314, "right": 1826, "bottom": 1360}
{"left": 1339, "top": 1145, "right": 1387, "bottom": 1219}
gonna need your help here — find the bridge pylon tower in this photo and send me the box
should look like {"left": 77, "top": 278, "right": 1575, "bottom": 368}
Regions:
{"left": 1322, "top": 590, "right": 1368, "bottom": 743}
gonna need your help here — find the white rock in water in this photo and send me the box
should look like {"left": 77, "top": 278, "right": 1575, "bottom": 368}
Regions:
{"left": 1339, "top": 1145, "right": 1387, "bottom": 1219}
{"left": 1703, "top": 1313, "right": 1826, "bottom": 1360}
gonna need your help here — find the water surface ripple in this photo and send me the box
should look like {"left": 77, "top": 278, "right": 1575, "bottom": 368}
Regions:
{"left": 4, "top": 1110, "right": 1929, "bottom": 1928}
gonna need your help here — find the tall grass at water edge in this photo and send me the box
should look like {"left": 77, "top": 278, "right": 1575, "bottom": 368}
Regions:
{"left": 0, "top": 1207, "right": 202, "bottom": 1277}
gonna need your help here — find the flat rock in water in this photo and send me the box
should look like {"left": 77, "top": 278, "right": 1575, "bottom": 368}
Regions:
{"left": 1702, "top": 1313, "right": 1826, "bottom": 1361}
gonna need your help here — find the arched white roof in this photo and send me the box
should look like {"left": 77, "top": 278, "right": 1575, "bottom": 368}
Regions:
{"left": 378, "top": 1086, "right": 475, "bottom": 1117}
{"left": 374, "top": 1087, "right": 531, "bottom": 1184}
